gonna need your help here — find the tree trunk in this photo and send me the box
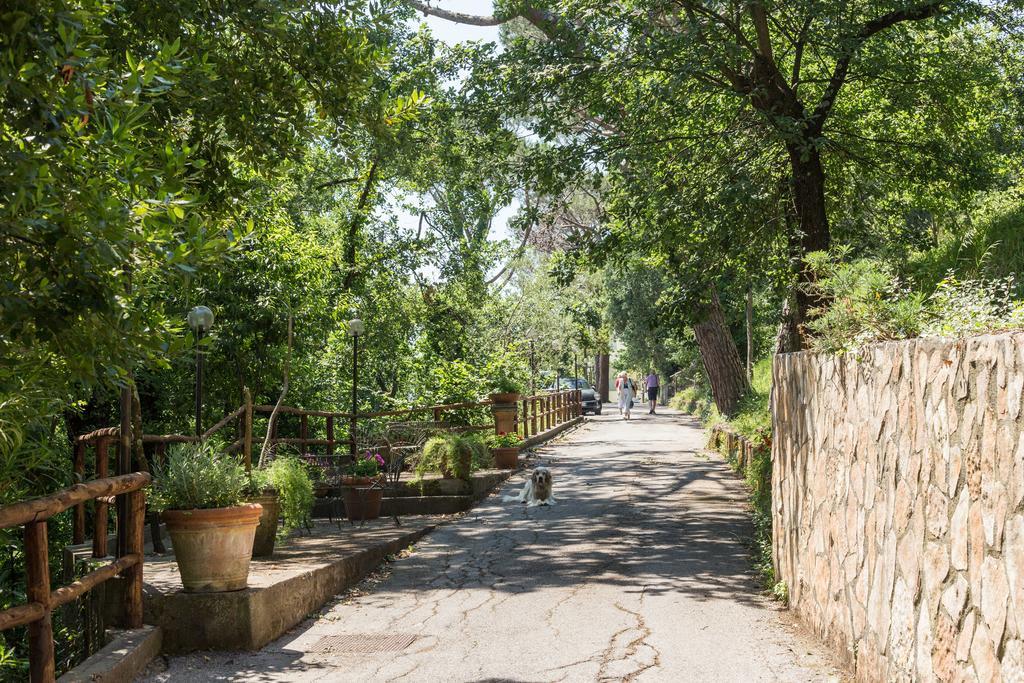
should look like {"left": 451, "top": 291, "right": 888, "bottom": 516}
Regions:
{"left": 745, "top": 284, "right": 753, "bottom": 379}
{"left": 693, "top": 287, "right": 750, "bottom": 417}
{"left": 782, "top": 142, "right": 831, "bottom": 351}
{"left": 774, "top": 294, "right": 802, "bottom": 355}
{"left": 597, "top": 353, "right": 610, "bottom": 403}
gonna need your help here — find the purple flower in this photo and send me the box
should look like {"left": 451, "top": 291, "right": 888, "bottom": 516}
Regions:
{"left": 374, "top": 453, "right": 385, "bottom": 466}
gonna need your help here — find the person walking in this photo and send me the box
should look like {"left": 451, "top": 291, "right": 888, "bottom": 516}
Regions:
{"left": 646, "top": 369, "right": 660, "bottom": 414}
{"left": 614, "top": 371, "right": 625, "bottom": 414}
{"left": 618, "top": 373, "right": 635, "bottom": 420}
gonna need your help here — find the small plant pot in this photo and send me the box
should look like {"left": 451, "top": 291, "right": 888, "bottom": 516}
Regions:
{"left": 340, "top": 476, "right": 383, "bottom": 521}
{"left": 249, "top": 493, "right": 280, "bottom": 558}
{"left": 489, "top": 392, "right": 521, "bottom": 404}
{"left": 162, "top": 503, "right": 262, "bottom": 593}
{"left": 492, "top": 447, "right": 519, "bottom": 469}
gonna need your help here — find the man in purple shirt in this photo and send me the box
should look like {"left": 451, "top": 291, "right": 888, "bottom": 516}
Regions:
{"left": 646, "top": 371, "right": 659, "bottom": 414}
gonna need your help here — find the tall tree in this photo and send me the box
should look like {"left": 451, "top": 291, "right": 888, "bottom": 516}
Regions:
{"left": 405, "top": 0, "right": 1012, "bottom": 348}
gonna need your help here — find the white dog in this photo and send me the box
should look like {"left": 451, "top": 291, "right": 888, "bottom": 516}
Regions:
{"left": 503, "top": 466, "right": 556, "bottom": 507}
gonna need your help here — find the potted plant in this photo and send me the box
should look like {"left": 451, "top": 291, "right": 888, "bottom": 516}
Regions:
{"left": 489, "top": 431, "right": 522, "bottom": 469}
{"left": 152, "top": 443, "right": 261, "bottom": 593}
{"left": 341, "top": 451, "right": 386, "bottom": 521}
{"left": 244, "top": 469, "right": 280, "bottom": 558}
{"left": 416, "top": 434, "right": 473, "bottom": 481}
{"left": 488, "top": 378, "right": 522, "bottom": 404}
{"left": 246, "top": 454, "right": 315, "bottom": 557}
{"left": 486, "top": 353, "right": 526, "bottom": 403}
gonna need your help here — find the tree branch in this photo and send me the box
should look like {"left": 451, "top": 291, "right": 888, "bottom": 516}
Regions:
{"left": 749, "top": 2, "right": 774, "bottom": 60}
{"left": 313, "top": 176, "right": 359, "bottom": 191}
{"left": 486, "top": 220, "right": 533, "bottom": 286}
{"left": 808, "top": 0, "right": 946, "bottom": 132}
{"left": 404, "top": 0, "right": 566, "bottom": 42}
{"left": 791, "top": 14, "right": 813, "bottom": 89}
{"left": 404, "top": 0, "right": 508, "bottom": 26}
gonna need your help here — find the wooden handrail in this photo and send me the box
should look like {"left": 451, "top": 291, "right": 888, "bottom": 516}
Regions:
{"left": 253, "top": 404, "right": 352, "bottom": 418}
{"left": 75, "top": 426, "right": 120, "bottom": 443}
{"left": 252, "top": 398, "right": 493, "bottom": 420}
{"left": 50, "top": 554, "right": 140, "bottom": 609}
{"left": 0, "top": 603, "right": 45, "bottom": 631}
{"left": 140, "top": 433, "right": 198, "bottom": 444}
{"left": 0, "top": 475, "right": 149, "bottom": 682}
{"left": 0, "top": 473, "right": 151, "bottom": 529}
{"left": 202, "top": 404, "right": 246, "bottom": 439}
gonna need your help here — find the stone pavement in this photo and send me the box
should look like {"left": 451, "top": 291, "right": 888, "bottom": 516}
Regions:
{"left": 143, "top": 408, "right": 841, "bottom": 682}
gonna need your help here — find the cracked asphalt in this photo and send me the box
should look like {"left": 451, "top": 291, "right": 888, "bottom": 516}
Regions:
{"left": 143, "top": 407, "right": 840, "bottom": 682}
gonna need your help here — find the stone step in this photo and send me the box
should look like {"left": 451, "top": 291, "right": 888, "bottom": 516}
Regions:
{"left": 58, "top": 625, "right": 162, "bottom": 683}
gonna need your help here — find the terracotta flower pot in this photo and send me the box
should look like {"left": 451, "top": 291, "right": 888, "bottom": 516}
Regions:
{"left": 163, "top": 503, "right": 262, "bottom": 593}
{"left": 341, "top": 476, "right": 383, "bottom": 521}
{"left": 248, "top": 493, "right": 280, "bottom": 558}
{"left": 489, "top": 392, "right": 521, "bottom": 404}
{"left": 339, "top": 475, "right": 381, "bottom": 487}
{"left": 492, "top": 447, "right": 519, "bottom": 469}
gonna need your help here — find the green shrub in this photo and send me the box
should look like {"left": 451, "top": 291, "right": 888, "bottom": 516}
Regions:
{"left": 806, "top": 246, "right": 1024, "bottom": 353}
{"left": 462, "top": 434, "right": 493, "bottom": 471}
{"left": 262, "top": 455, "right": 315, "bottom": 534}
{"left": 669, "top": 385, "right": 717, "bottom": 422}
{"left": 482, "top": 347, "right": 529, "bottom": 395}
{"left": 803, "top": 249, "right": 925, "bottom": 354}
{"left": 908, "top": 190, "right": 1024, "bottom": 289}
{"left": 924, "top": 274, "right": 1024, "bottom": 338}
{"left": 151, "top": 442, "right": 247, "bottom": 511}
{"left": 416, "top": 434, "right": 472, "bottom": 480}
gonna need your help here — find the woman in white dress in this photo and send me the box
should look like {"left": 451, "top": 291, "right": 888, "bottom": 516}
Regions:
{"left": 618, "top": 373, "right": 635, "bottom": 420}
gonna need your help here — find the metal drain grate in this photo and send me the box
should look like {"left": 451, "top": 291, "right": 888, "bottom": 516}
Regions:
{"left": 309, "top": 633, "right": 417, "bottom": 654}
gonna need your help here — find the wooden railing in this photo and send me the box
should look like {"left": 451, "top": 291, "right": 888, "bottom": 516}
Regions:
{"left": 0, "top": 472, "right": 151, "bottom": 683}
{"left": 71, "top": 389, "right": 252, "bottom": 548}
{"left": 250, "top": 398, "right": 495, "bottom": 456}
{"left": 708, "top": 423, "right": 766, "bottom": 473}
{"left": 516, "top": 389, "right": 582, "bottom": 439}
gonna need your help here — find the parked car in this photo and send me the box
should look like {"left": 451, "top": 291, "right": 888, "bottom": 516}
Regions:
{"left": 545, "top": 378, "right": 602, "bottom": 415}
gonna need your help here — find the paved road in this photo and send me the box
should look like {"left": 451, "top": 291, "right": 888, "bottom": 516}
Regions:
{"left": 147, "top": 408, "right": 838, "bottom": 682}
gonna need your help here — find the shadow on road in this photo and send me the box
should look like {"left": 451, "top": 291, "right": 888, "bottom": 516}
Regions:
{"left": 357, "top": 408, "right": 765, "bottom": 609}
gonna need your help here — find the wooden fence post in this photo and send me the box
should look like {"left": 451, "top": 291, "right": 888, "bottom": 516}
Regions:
{"left": 93, "top": 437, "right": 109, "bottom": 558}
{"left": 117, "top": 386, "right": 131, "bottom": 558}
{"left": 326, "top": 415, "right": 334, "bottom": 456}
{"left": 243, "top": 387, "right": 253, "bottom": 471}
{"left": 530, "top": 398, "right": 537, "bottom": 436}
{"left": 73, "top": 442, "right": 85, "bottom": 545}
{"left": 25, "top": 520, "right": 54, "bottom": 683}
{"left": 123, "top": 490, "right": 145, "bottom": 629}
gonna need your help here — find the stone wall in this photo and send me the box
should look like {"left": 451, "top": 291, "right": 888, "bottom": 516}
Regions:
{"left": 772, "top": 333, "right": 1024, "bottom": 681}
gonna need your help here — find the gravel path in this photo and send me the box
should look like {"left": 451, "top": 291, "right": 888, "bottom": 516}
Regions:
{"left": 144, "top": 408, "right": 840, "bottom": 682}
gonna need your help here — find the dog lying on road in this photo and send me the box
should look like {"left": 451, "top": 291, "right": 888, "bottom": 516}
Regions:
{"left": 503, "top": 466, "right": 556, "bottom": 507}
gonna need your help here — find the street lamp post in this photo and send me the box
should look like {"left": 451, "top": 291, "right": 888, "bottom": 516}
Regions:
{"left": 187, "top": 306, "right": 215, "bottom": 437}
{"left": 347, "top": 318, "right": 365, "bottom": 458}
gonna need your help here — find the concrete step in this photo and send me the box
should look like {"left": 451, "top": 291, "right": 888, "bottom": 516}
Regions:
{"left": 58, "top": 625, "right": 161, "bottom": 683}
